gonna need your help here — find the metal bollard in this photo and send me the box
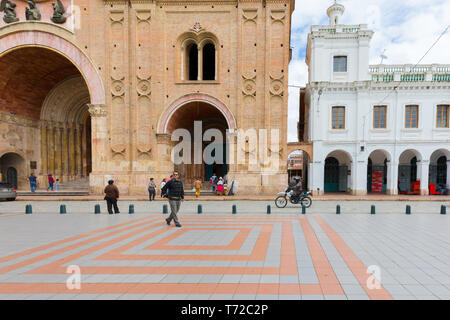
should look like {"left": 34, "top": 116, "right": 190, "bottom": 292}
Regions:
{"left": 25, "top": 204, "right": 32, "bottom": 214}
{"left": 163, "top": 204, "right": 168, "bottom": 214}
{"left": 60, "top": 205, "right": 67, "bottom": 214}
{"left": 267, "top": 205, "right": 271, "bottom": 214}
{"left": 441, "top": 205, "right": 446, "bottom": 215}
{"left": 371, "top": 205, "right": 376, "bottom": 215}
{"left": 406, "top": 205, "right": 411, "bottom": 215}
{"left": 95, "top": 204, "right": 101, "bottom": 214}
{"left": 302, "top": 205, "right": 306, "bottom": 215}
{"left": 198, "top": 204, "right": 202, "bottom": 214}
{"left": 336, "top": 205, "right": 341, "bottom": 215}
{"left": 232, "top": 204, "right": 237, "bottom": 214}
{"left": 129, "top": 204, "right": 135, "bottom": 214}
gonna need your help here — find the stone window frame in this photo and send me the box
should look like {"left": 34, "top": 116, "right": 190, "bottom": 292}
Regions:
{"left": 177, "top": 32, "right": 220, "bottom": 82}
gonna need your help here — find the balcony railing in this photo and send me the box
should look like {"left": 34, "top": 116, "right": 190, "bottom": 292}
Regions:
{"left": 369, "top": 64, "right": 450, "bottom": 83}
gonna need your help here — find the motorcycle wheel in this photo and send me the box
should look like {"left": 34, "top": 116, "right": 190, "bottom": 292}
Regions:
{"left": 301, "top": 197, "right": 312, "bottom": 208}
{"left": 275, "top": 196, "right": 288, "bottom": 208}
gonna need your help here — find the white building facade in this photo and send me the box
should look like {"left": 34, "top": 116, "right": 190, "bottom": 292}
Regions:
{"left": 304, "top": 2, "right": 450, "bottom": 196}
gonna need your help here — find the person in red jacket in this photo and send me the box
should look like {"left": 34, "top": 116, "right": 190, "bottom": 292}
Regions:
{"left": 47, "top": 174, "right": 55, "bottom": 191}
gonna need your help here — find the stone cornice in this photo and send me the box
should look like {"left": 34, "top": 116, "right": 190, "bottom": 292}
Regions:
{"left": 308, "top": 81, "right": 450, "bottom": 92}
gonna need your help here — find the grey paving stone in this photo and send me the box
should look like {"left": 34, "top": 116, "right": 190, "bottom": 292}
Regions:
{"left": 324, "top": 295, "right": 348, "bottom": 300}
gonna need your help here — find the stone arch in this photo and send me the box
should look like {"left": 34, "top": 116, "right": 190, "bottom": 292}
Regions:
{"left": 0, "top": 151, "right": 26, "bottom": 189}
{"left": 367, "top": 149, "right": 391, "bottom": 194}
{"left": 0, "top": 30, "right": 105, "bottom": 105}
{"left": 40, "top": 76, "right": 90, "bottom": 124}
{"left": 158, "top": 93, "right": 236, "bottom": 134}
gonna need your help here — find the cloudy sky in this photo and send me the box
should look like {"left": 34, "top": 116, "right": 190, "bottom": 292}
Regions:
{"left": 287, "top": 0, "right": 450, "bottom": 141}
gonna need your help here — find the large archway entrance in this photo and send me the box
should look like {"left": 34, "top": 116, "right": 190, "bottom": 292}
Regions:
{"left": 429, "top": 149, "right": 449, "bottom": 195}
{"left": 398, "top": 150, "right": 422, "bottom": 195}
{"left": 367, "top": 150, "right": 390, "bottom": 194}
{"left": 0, "top": 46, "right": 92, "bottom": 190}
{"left": 165, "top": 101, "right": 230, "bottom": 188}
{"left": 0, "top": 153, "right": 25, "bottom": 189}
{"left": 324, "top": 150, "right": 352, "bottom": 193}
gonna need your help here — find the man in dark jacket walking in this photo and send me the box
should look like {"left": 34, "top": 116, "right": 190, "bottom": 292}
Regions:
{"left": 161, "top": 171, "right": 184, "bottom": 227}
{"left": 104, "top": 180, "right": 120, "bottom": 214}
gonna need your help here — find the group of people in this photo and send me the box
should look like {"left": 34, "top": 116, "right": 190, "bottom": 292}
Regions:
{"left": 26, "top": 173, "right": 60, "bottom": 192}
{"left": 209, "top": 173, "right": 227, "bottom": 195}
{"left": 104, "top": 171, "right": 185, "bottom": 225}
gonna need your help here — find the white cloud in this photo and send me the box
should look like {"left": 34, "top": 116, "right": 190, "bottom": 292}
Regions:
{"left": 287, "top": 0, "right": 450, "bottom": 141}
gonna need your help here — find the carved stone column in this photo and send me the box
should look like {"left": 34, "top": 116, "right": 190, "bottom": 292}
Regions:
{"left": 76, "top": 124, "right": 83, "bottom": 177}
{"left": 40, "top": 122, "right": 48, "bottom": 175}
{"left": 62, "top": 126, "right": 69, "bottom": 181}
{"left": 55, "top": 124, "right": 62, "bottom": 179}
{"left": 69, "top": 123, "right": 76, "bottom": 178}
{"left": 47, "top": 124, "right": 55, "bottom": 175}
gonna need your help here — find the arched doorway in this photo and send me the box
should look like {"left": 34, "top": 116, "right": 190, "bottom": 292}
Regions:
{"left": 0, "top": 153, "right": 26, "bottom": 189}
{"left": 0, "top": 47, "right": 92, "bottom": 189}
{"left": 165, "top": 101, "right": 230, "bottom": 187}
{"left": 367, "top": 150, "right": 390, "bottom": 194}
{"left": 286, "top": 150, "right": 310, "bottom": 190}
{"left": 398, "top": 150, "right": 422, "bottom": 194}
{"left": 324, "top": 150, "right": 352, "bottom": 193}
{"left": 429, "top": 149, "right": 449, "bottom": 195}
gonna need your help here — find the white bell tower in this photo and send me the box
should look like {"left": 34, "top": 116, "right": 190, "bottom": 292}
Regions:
{"left": 327, "top": 1, "right": 345, "bottom": 26}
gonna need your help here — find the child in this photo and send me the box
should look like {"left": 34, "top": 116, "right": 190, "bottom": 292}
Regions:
{"left": 55, "top": 179, "right": 60, "bottom": 191}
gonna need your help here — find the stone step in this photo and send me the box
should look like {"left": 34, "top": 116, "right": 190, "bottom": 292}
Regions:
{"left": 17, "top": 191, "right": 89, "bottom": 196}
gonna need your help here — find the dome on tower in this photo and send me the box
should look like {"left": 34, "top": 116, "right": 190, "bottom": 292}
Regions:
{"left": 327, "top": 1, "right": 345, "bottom": 26}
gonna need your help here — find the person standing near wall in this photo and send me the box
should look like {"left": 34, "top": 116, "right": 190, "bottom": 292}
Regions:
{"left": 28, "top": 173, "right": 37, "bottom": 192}
{"left": 104, "top": 180, "right": 120, "bottom": 214}
{"left": 47, "top": 174, "right": 54, "bottom": 191}
{"left": 148, "top": 178, "right": 156, "bottom": 201}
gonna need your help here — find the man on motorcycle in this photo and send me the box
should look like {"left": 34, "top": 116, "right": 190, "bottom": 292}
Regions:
{"left": 292, "top": 177, "right": 303, "bottom": 196}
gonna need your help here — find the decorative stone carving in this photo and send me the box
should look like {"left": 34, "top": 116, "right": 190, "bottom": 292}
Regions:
{"left": 51, "top": 0, "right": 66, "bottom": 24}
{"left": 88, "top": 104, "right": 107, "bottom": 117}
{"left": 25, "top": 0, "right": 41, "bottom": 21}
{"left": 190, "top": 22, "right": 203, "bottom": 33}
{"left": 0, "top": 0, "right": 19, "bottom": 23}
{"left": 111, "top": 79, "right": 125, "bottom": 97}
{"left": 269, "top": 75, "right": 284, "bottom": 96}
{"left": 242, "top": 75, "right": 256, "bottom": 96}
{"left": 137, "top": 78, "right": 151, "bottom": 96}
{"left": 4, "top": 126, "right": 21, "bottom": 148}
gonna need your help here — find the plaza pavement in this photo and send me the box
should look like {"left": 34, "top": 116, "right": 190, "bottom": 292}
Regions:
{"left": 0, "top": 200, "right": 449, "bottom": 300}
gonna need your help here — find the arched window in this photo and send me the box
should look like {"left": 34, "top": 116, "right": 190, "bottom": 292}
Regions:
{"left": 187, "top": 43, "right": 198, "bottom": 80}
{"left": 202, "top": 43, "right": 216, "bottom": 80}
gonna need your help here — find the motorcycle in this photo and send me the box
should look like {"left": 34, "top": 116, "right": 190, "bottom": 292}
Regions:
{"left": 275, "top": 189, "right": 312, "bottom": 209}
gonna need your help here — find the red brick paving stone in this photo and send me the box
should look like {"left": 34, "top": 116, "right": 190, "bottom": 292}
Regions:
{"left": 1, "top": 217, "right": 160, "bottom": 274}
{"left": 213, "top": 283, "right": 239, "bottom": 295}
{"left": 97, "top": 224, "right": 273, "bottom": 262}
{"left": 299, "top": 218, "right": 343, "bottom": 295}
{"left": 0, "top": 216, "right": 155, "bottom": 263}
{"left": 0, "top": 217, "right": 332, "bottom": 297}
{"left": 257, "top": 284, "right": 279, "bottom": 295}
{"left": 235, "top": 284, "right": 259, "bottom": 295}
{"left": 144, "top": 227, "right": 251, "bottom": 251}
{"left": 279, "top": 284, "right": 301, "bottom": 295}
{"left": 24, "top": 219, "right": 165, "bottom": 274}
{"left": 314, "top": 216, "right": 393, "bottom": 300}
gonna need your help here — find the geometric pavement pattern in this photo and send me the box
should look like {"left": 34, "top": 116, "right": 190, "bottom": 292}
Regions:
{"left": 0, "top": 214, "right": 448, "bottom": 300}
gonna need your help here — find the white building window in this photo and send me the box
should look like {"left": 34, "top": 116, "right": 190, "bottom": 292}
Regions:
{"left": 437, "top": 105, "right": 449, "bottom": 128}
{"left": 405, "top": 105, "right": 418, "bottom": 128}
{"left": 333, "top": 56, "right": 347, "bottom": 72}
